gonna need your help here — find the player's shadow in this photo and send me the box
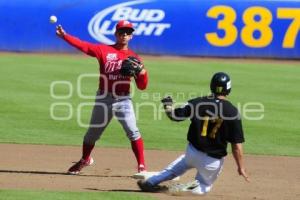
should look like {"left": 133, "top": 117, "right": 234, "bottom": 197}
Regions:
{"left": 0, "top": 169, "right": 132, "bottom": 178}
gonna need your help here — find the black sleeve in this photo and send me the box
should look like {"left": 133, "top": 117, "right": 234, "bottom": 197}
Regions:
{"left": 167, "top": 103, "right": 192, "bottom": 122}
{"left": 227, "top": 112, "right": 245, "bottom": 143}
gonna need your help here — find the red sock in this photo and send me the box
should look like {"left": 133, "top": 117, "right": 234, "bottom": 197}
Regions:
{"left": 82, "top": 143, "right": 95, "bottom": 161}
{"left": 131, "top": 138, "right": 146, "bottom": 169}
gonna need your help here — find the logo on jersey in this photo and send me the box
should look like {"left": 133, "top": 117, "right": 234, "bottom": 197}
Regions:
{"left": 106, "top": 53, "right": 118, "bottom": 61}
{"left": 88, "top": 0, "right": 171, "bottom": 44}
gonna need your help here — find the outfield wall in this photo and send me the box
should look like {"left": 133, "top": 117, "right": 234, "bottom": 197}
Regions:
{"left": 0, "top": 0, "right": 300, "bottom": 58}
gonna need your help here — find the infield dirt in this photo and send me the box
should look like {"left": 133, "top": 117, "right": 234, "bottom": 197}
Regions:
{"left": 0, "top": 144, "right": 299, "bottom": 200}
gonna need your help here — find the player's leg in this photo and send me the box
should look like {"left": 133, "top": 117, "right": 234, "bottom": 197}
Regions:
{"left": 150, "top": 154, "right": 191, "bottom": 184}
{"left": 113, "top": 98, "right": 145, "bottom": 172}
{"left": 138, "top": 153, "right": 191, "bottom": 192}
{"left": 192, "top": 157, "right": 224, "bottom": 194}
{"left": 68, "top": 95, "right": 113, "bottom": 174}
{"left": 184, "top": 144, "right": 224, "bottom": 195}
{"left": 82, "top": 97, "right": 113, "bottom": 157}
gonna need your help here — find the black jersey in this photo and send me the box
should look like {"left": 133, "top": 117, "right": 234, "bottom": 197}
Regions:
{"left": 173, "top": 96, "right": 244, "bottom": 159}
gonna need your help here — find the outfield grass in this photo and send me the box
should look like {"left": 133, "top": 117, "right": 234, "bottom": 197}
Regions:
{"left": 0, "top": 53, "right": 299, "bottom": 156}
{"left": 0, "top": 189, "right": 154, "bottom": 200}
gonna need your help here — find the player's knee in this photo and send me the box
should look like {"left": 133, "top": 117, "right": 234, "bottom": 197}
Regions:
{"left": 191, "top": 184, "right": 212, "bottom": 195}
{"left": 191, "top": 189, "right": 210, "bottom": 195}
{"left": 127, "top": 130, "right": 141, "bottom": 141}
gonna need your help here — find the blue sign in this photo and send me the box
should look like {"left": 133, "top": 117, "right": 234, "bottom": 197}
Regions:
{"left": 0, "top": 0, "right": 299, "bottom": 58}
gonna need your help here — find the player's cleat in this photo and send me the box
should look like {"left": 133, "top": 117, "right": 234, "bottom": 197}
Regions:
{"left": 168, "top": 180, "right": 201, "bottom": 196}
{"left": 137, "top": 180, "right": 168, "bottom": 193}
{"left": 67, "top": 157, "right": 94, "bottom": 175}
{"left": 138, "top": 164, "right": 146, "bottom": 173}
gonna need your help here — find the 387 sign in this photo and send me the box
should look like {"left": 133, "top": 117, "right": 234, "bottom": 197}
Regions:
{"left": 204, "top": 5, "right": 300, "bottom": 49}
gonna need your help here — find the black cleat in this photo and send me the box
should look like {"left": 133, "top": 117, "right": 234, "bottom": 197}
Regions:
{"left": 137, "top": 180, "right": 168, "bottom": 193}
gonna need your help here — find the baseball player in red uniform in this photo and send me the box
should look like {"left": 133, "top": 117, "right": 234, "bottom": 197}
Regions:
{"left": 56, "top": 20, "right": 148, "bottom": 174}
{"left": 138, "top": 72, "right": 249, "bottom": 195}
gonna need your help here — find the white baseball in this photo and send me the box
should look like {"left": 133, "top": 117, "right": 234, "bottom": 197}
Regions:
{"left": 49, "top": 15, "right": 57, "bottom": 24}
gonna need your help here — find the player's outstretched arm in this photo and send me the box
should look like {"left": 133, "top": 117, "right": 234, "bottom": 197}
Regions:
{"left": 55, "top": 25, "right": 97, "bottom": 57}
{"left": 231, "top": 143, "right": 250, "bottom": 182}
{"left": 161, "top": 96, "right": 189, "bottom": 122}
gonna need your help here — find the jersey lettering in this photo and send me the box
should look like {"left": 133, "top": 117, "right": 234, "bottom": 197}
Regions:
{"left": 200, "top": 116, "right": 223, "bottom": 139}
{"left": 104, "top": 60, "right": 122, "bottom": 73}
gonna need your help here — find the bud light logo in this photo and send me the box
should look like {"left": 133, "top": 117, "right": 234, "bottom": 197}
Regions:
{"left": 88, "top": 0, "right": 171, "bottom": 44}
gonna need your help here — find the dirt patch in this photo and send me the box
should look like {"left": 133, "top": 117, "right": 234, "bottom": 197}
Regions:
{"left": 0, "top": 144, "right": 299, "bottom": 200}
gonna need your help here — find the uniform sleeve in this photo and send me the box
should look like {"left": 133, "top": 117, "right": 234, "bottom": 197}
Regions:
{"left": 227, "top": 111, "right": 245, "bottom": 143}
{"left": 134, "top": 70, "right": 148, "bottom": 90}
{"left": 167, "top": 103, "right": 192, "bottom": 121}
{"left": 174, "top": 104, "right": 191, "bottom": 118}
{"left": 63, "top": 34, "right": 99, "bottom": 57}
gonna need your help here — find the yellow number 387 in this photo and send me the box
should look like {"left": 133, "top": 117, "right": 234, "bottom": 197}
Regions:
{"left": 205, "top": 6, "right": 300, "bottom": 48}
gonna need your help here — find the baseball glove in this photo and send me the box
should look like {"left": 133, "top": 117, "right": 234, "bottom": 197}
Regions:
{"left": 120, "top": 56, "right": 144, "bottom": 77}
{"left": 161, "top": 96, "right": 173, "bottom": 108}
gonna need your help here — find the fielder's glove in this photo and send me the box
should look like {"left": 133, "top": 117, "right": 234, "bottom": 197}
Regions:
{"left": 120, "top": 56, "right": 144, "bottom": 77}
{"left": 161, "top": 96, "right": 173, "bottom": 109}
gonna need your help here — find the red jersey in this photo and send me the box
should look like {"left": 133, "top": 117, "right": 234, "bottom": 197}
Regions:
{"left": 63, "top": 34, "right": 148, "bottom": 95}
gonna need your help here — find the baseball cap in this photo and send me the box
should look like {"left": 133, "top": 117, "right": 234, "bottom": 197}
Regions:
{"left": 116, "top": 20, "right": 135, "bottom": 32}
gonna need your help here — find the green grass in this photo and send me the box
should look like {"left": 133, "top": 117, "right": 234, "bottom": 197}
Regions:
{"left": 0, "top": 54, "right": 300, "bottom": 156}
{"left": 0, "top": 189, "right": 154, "bottom": 200}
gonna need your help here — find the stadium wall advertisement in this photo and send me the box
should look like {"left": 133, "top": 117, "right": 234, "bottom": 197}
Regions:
{"left": 0, "top": 0, "right": 300, "bottom": 58}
